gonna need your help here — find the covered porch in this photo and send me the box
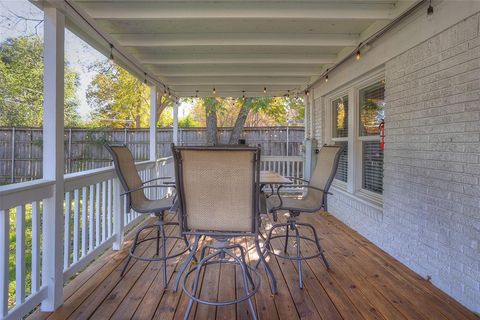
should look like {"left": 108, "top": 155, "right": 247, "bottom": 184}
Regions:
{"left": 1, "top": 0, "right": 480, "bottom": 319}
{"left": 27, "top": 213, "right": 476, "bottom": 320}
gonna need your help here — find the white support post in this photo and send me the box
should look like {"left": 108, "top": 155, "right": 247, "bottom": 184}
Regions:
{"left": 41, "top": 6, "right": 65, "bottom": 311}
{"left": 112, "top": 177, "right": 125, "bottom": 251}
{"left": 172, "top": 101, "right": 179, "bottom": 145}
{"left": 149, "top": 86, "right": 158, "bottom": 160}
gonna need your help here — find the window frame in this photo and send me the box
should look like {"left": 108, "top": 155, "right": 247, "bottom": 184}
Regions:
{"left": 325, "top": 68, "right": 384, "bottom": 207}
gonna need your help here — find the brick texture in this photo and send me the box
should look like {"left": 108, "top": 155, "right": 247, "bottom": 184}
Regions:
{"left": 315, "top": 13, "right": 480, "bottom": 312}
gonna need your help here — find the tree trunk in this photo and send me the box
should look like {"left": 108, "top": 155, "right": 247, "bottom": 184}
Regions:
{"left": 229, "top": 98, "right": 252, "bottom": 144}
{"left": 205, "top": 98, "right": 218, "bottom": 144}
{"left": 155, "top": 92, "right": 169, "bottom": 125}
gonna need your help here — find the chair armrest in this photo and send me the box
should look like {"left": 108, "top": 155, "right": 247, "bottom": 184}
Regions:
{"left": 276, "top": 184, "right": 333, "bottom": 195}
{"left": 142, "top": 176, "right": 173, "bottom": 185}
{"left": 285, "top": 176, "right": 310, "bottom": 183}
{"left": 121, "top": 184, "right": 175, "bottom": 196}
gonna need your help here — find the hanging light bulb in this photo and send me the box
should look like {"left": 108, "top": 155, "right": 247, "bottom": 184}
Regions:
{"left": 325, "top": 72, "right": 329, "bottom": 83}
{"left": 242, "top": 90, "right": 246, "bottom": 99}
{"left": 286, "top": 90, "right": 290, "bottom": 98}
{"left": 213, "top": 87, "right": 216, "bottom": 94}
{"left": 109, "top": 44, "right": 114, "bottom": 63}
{"left": 356, "top": 49, "right": 361, "bottom": 61}
{"left": 168, "top": 90, "right": 171, "bottom": 98}
{"left": 305, "top": 90, "right": 309, "bottom": 96}
{"left": 164, "top": 88, "right": 167, "bottom": 95}
{"left": 427, "top": 0, "right": 434, "bottom": 17}
{"left": 263, "top": 87, "right": 267, "bottom": 93}
{"left": 195, "top": 90, "right": 199, "bottom": 98}
{"left": 144, "top": 72, "right": 147, "bottom": 84}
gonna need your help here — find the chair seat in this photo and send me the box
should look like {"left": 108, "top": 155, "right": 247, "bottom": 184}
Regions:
{"left": 266, "top": 195, "right": 319, "bottom": 213}
{"left": 134, "top": 196, "right": 175, "bottom": 213}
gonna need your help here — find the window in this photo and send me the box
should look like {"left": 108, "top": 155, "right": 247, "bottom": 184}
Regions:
{"left": 331, "top": 96, "right": 348, "bottom": 183}
{"left": 327, "top": 75, "right": 385, "bottom": 202}
{"left": 358, "top": 81, "right": 385, "bottom": 194}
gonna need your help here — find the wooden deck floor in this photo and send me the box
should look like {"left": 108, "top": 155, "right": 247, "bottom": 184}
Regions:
{"left": 29, "top": 212, "right": 478, "bottom": 320}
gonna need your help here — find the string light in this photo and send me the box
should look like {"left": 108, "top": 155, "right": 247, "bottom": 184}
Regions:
{"left": 427, "top": 0, "right": 433, "bottom": 16}
{"left": 242, "top": 90, "right": 246, "bottom": 99}
{"left": 109, "top": 44, "right": 114, "bottom": 63}
{"left": 195, "top": 90, "right": 199, "bottom": 98}
{"left": 144, "top": 72, "right": 147, "bottom": 84}
{"left": 325, "top": 70, "right": 329, "bottom": 83}
{"left": 213, "top": 87, "right": 216, "bottom": 94}
{"left": 168, "top": 90, "right": 171, "bottom": 98}
{"left": 286, "top": 90, "right": 290, "bottom": 98}
{"left": 356, "top": 49, "right": 361, "bottom": 60}
{"left": 263, "top": 87, "right": 267, "bottom": 93}
{"left": 305, "top": 90, "right": 309, "bottom": 96}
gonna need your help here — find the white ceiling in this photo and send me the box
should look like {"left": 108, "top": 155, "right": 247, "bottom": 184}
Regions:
{"left": 70, "top": 0, "right": 418, "bottom": 97}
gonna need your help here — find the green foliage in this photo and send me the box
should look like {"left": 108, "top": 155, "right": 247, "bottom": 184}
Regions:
{"left": 0, "top": 36, "right": 81, "bottom": 127}
{"left": 86, "top": 61, "right": 152, "bottom": 128}
{"left": 179, "top": 114, "right": 200, "bottom": 128}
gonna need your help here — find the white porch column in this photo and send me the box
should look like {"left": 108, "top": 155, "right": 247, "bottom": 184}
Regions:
{"left": 41, "top": 6, "right": 65, "bottom": 311}
{"left": 149, "top": 86, "right": 158, "bottom": 160}
{"left": 172, "top": 101, "right": 179, "bottom": 145}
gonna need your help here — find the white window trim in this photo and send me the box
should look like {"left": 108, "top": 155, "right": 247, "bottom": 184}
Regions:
{"left": 324, "top": 68, "right": 385, "bottom": 207}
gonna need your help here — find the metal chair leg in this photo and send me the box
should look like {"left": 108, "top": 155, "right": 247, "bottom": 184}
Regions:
{"left": 255, "top": 238, "right": 278, "bottom": 294}
{"left": 183, "top": 250, "right": 222, "bottom": 320}
{"left": 232, "top": 251, "right": 258, "bottom": 320}
{"left": 160, "top": 224, "right": 168, "bottom": 288}
{"left": 239, "top": 246, "right": 255, "bottom": 290}
{"left": 121, "top": 224, "right": 156, "bottom": 277}
{"left": 156, "top": 225, "right": 161, "bottom": 256}
{"left": 299, "top": 222, "right": 330, "bottom": 270}
{"left": 173, "top": 235, "right": 200, "bottom": 292}
{"left": 294, "top": 226, "right": 303, "bottom": 289}
{"left": 284, "top": 224, "right": 290, "bottom": 253}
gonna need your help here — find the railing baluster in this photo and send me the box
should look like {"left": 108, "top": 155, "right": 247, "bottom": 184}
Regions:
{"left": 81, "top": 187, "right": 88, "bottom": 257}
{"left": 107, "top": 180, "right": 112, "bottom": 238}
{"left": 81, "top": 187, "right": 87, "bottom": 257}
{"left": 102, "top": 181, "right": 107, "bottom": 242}
{"left": 64, "top": 192, "right": 71, "bottom": 269}
{"left": 73, "top": 189, "right": 80, "bottom": 263}
{"left": 89, "top": 185, "right": 94, "bottom": 252}
{"left": 16, "top": 205, "right": 26, "bottom": 304}
{"left": 0, "top": 209, "right": 9, "bottom": 317}
{"left": 32, "top": 201, "right": 40, "bottom": 293}
{"left": 95, "top": 183, "right": 100, "bottom": 247}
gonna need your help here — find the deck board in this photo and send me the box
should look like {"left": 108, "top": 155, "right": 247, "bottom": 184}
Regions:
{"left": 28, "top": 212, "right": 479, "bottom": 320}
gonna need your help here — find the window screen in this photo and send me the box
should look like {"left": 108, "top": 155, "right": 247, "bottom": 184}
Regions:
{"left": 359, "top": 81, "right": 385, "bottom": 136}
{"left": 362, "top": 141, "right": 383, "bottom": 194}
{"left": 334, "top": 142, "right": 348, "bottom": 183}
{"left": 332, "top": 96, "right": 348, "bottom": 138}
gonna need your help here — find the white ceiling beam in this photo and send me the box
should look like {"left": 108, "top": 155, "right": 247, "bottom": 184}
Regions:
{"left": 161, "top": 76, "right": 310, "bottom": 86}
{"left": 115, "top": 33, "right": 359, "bottom": 47}
{"left": 138, "top": 53, "right": 337, "bottom": 65}
{"left": 82, "top": 2, "right": 397, "bottom": 20}
{"left": 148, "top": 64, "right": 325, "bottom": 77}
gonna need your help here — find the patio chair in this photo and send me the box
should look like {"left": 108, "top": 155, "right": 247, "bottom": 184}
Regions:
{"left": 171, "top": 145, "right": 277, "bottom": 320}
{"left": 105, "top": 144, "right": 191, "bottom": 288}
{"left": 261, "top": 144, "right": 344, "bottom": 288}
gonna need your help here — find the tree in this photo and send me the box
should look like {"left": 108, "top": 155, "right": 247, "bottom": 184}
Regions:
{"left": 86, "top": 61, "right": 173, "bottom": 128}
{"left": 203, "top": 97, "right": 219, "bottom": 144}
{"left": 189, "top": 96, "right": 304, "bottom": 144}
{"left": 0, "top": 36, "right": 80, "bottom": 127}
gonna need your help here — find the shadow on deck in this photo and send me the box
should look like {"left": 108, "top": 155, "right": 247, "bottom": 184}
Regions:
{"left": 28, "top": 212, "right": 478, "bottom": 320}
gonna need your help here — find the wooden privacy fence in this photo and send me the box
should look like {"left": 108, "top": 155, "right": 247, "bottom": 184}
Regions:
{"left": 0, "top": 126, "right": 304, "bottom": 185}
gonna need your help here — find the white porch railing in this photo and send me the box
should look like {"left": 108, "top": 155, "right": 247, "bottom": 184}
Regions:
{"left": 0, "top": 156, "right": 174, "bottom": 320}
{"left": 0, "top": 155, "right": 299, "bottom": 319}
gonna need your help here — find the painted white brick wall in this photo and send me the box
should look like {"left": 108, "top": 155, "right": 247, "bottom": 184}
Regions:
{"left": 315, "top": 13, "right": 480, "bottom": 312}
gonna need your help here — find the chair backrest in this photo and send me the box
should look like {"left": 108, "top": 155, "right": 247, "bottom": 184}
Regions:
{"left": 305, "top": 144, "right": 344, "bottom": 208}
{"left": 172, "top": 145, "right": 260, "bottom": 235}
{"left": 105, "top": 144, "right": 147, "bottom": 211}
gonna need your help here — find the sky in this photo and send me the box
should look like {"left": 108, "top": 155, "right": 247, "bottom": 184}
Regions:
{"left": 0, "top": 0, "right": 193, "bottom": 121}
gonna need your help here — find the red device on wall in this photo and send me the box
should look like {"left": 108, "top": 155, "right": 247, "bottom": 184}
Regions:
{"left": 379, "top": 119, "right": 385, "bottom": 151}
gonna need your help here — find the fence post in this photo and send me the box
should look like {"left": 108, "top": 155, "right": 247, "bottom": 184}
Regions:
{"left": 41, "top": 6, "right": 65, "bottom": 311}
{"left": 112, "top": 177, "right": 125, "bottom": 250}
